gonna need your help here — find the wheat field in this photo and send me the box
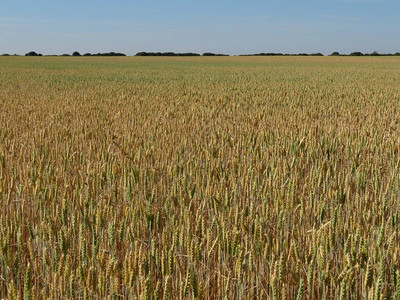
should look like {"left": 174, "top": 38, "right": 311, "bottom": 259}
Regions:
{"left": 1, "top": 56, "right": 400, "bottom": 299}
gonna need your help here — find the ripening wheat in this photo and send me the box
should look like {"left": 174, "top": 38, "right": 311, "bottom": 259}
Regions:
{"left": 1, "top": 56, "right": 400, "bottom": 299}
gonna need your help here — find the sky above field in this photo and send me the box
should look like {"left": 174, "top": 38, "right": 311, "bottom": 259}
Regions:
{"left": 1, "top": 0, "right": 400, "bottom": 55}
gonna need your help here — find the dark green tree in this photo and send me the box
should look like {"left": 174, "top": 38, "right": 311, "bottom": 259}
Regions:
{"left": 25, "top": 51, "right": 39, "bottom": 56}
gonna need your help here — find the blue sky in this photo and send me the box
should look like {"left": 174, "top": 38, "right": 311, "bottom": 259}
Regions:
{"left": 1, "top": 0, "right": 399, "bottom": 55}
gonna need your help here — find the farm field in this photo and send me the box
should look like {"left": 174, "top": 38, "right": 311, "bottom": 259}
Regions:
{"left": 1, "top": 56, "right": 400, "bottom": 299}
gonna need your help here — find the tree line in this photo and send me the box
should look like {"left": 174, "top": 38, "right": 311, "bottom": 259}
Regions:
{"left": 135, "top": 52, "right": 228, "bottom": 56}
{"left": 241, "top": 51, "right": 400, "bottom": 56}
{"left": 23, "top": 51, "right": 126, "bottom": 57}
{"left": 20, "top": 51, "right": 229, "bottom": 57}
{"left": 330, "top": 51, "right": 400, "bottom": 56}
{"left": 2, "top": 51, "right": 400, "bottom": 57}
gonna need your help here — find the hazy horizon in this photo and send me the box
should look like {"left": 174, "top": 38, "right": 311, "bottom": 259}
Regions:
{"left": 2, "top": 0, "right": 400, "bottom": 56}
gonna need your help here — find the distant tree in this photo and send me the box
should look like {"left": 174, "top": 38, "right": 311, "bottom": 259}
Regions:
{"left": 61, "top": 54, "right": 70, "bottom": 56}
{"left": 260, "top": 53, "right": 279, "bottom": 56}
{"left": 89, "top": 52, "right": 126, "bottom": 56}
{"left": 25, "top": 51, "right": 39, "bottom": 56}
{"left": 72, "top": 51, "right": 81, "bottom": 56}
{"left": 202, "top": 52, "right": 229, "bottom": 56}
{"left": 135, "top": 51, "right": 199, "bottom": 56}
{"left": 330, "top": 52, "right": 340, "bottom": 56}
{"left": 1, "top": 53, "right": 10, "bottom": 56}
{"left": 350, "top": 52, "right": 364, "bottom": 56}
{"left": 395, "top": 52, "right": 400, "bottom": 56}
{"left": 104, "top": 52, "right": 126, "bottom": 56}
{"left": 370, "top": 51, "right": 380, "bottom": 56}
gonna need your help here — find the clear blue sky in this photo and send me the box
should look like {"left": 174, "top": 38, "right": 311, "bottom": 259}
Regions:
{"left": 1, "top": 0, "right": 400, "bottom": 55}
